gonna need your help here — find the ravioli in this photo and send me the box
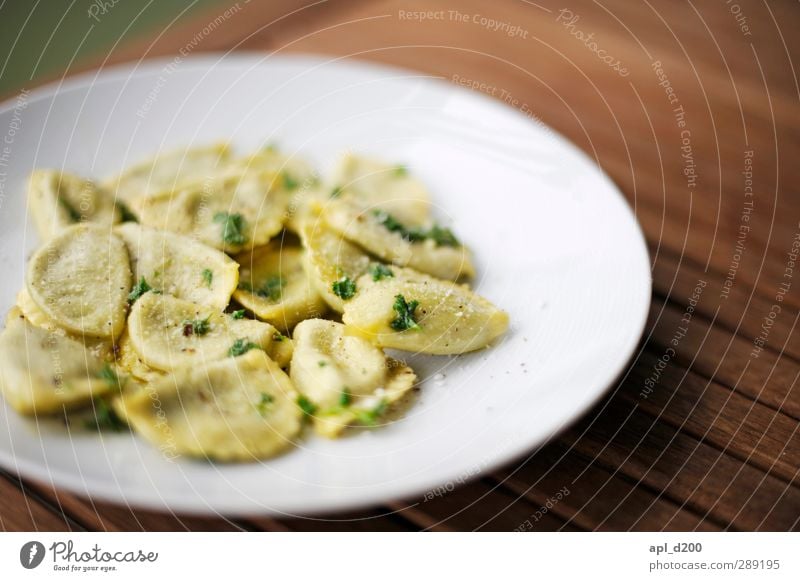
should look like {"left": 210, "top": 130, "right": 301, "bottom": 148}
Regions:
{"left": 0, "top": 310, "right": 115, "bottom": 414}
{"left": 115, "top": 330, "right": 166, "bottom": 384}
{"left": 16, "top": 288, "right": 58, "bottom": 331}
{"left": 299, "top": 219, "right": 371, "bottom": 313}
{"left": 103, "top": 142, "right": 232, "bottom": 202}
{"left": 117, "top": 350, "right": 302, "bottom": 461}
{"left": 342, "top": 267, "right": 508, "bottom": 354}
{"left": 323, "top": 197, "right": 474, "bottom": 281}
{"left": 290, "top": 319, "right": 416, "bottom": 437}
{"left": 233, "top": 243, "right": 327, "bottom": 332}
{"left": 26, "top": 224, "right": 131, "bottom": 339}
{"left": 127, "top": 292, "right": 292, "bottom": 372}
{"left": 115, "top": 223, "right": 239, "bottom": 309}
{"left": 284, "top": 183, "right": 330, "bottom": 234}
{"left": 135, "top": 169, "right": 291, "bottom": 253}
{"left": 15, "top": 289, "right": 116, "bottom": 360}
{"left": 330, "top": 154, "right": 431, "bottom": 225}
{"left": 28, "top": 170, "right": 122, "bottom": 240}
{"left": 234, "top": 145, "right": 324, "bottom": 231}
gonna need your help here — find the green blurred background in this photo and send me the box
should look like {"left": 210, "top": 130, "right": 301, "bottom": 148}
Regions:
{"left": 0, "top": 0, "right": 226, "bottom": 96}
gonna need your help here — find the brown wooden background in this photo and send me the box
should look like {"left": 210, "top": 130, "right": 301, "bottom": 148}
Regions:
{"left": 2, "top": 0, "right": 799, "bottom": 531}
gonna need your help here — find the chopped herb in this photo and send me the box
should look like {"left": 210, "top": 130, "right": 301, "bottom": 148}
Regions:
{"left": 238, "top": 281, "right": 253, "bottom": 292}
{"left": 58, "top": 196, "right": 82, "bottom": 222}
{"left": 231, "top": 309, "right": 246, "bottom": 319}
{"left": 273, "top": 332, "right": 286, "bottom": 342}
{"left": 116, "top": 201, "right": 138, "bottom": 223}
{"left": 201, "top": 268, "right": 213, "bottom": 287}
{"left": 370, "top": 263, "right": 394, "bottom": 281}
{"left": 84, "top": 398, "right": 127, "bottom": 432}
{"left": 182, "top": 316, "right": 211, "bottom": 337}
{"left": 213, "top": 211, "right": 247, "bottom": 246}
{"left": 355, "top": 399, "right": 389, "bottom": 426}
{"left": 318, "top": 360, "right": 328, "bottom": 367}
{"left": 330, "top": 185, "right": 342, "bottom": 198}
{"left": 228, "top": 338, "right": 260, "bottom": 357}
{"left": 281, "top": 172, "right": 299, "bottom": 191}
{"left": 256, "top": 392, "right": 274, "bottom": 416}
{"left": 393, "top": 165, "right": 408, "bottom": 177}
{"left": 98, "top": 363, "right": 126, "bottom": 392}
{"left": 297, "top": 394, "right": 317, "bottom": 417}
{"left": 128, "top": 276, "right": 155, "bottom": 304}
{"left": 372, "top": 210, "right": 461, "bottom": 247}
{"left": 256, "top": 276, "right": 285, "bottom": 301}
{"left": 390, "top": 294, "right": 422, "bottom": 331}
{"left": 332, "top": 276, "right": 356, "bottom": 300}
{"left": 426, "top": 224, "right": 460, "bottom": 247}
{"left": 373, "top": 210, "right": 407, "bottom": 235}
{"left": 339, "top": 389, "right": 352, "bottom": 407}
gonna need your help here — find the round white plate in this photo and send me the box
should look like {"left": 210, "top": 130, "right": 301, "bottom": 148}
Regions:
{"left": 0, "top": 54, "right": 650, "bottom": 517}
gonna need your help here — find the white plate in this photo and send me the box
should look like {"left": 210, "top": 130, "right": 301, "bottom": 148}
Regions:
{"left": 0, "top": 54, "right": 650, "bottom": 517}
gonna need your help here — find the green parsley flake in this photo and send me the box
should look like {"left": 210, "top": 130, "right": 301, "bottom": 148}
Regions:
{"left": 393, "top": 165, "right": 408, "bottom": 177}
{"left": 370, "top": 263, "right": 394, "bottom": 281}
{"left": 273, "top": 332, "right": 286, "bottom": 342}
{"left": 330, "top": 185, "right": 342, "bottom": 198}
{"left": 98, "top": 363, "right": 126, "bottom": 392}
{"left": 426, "top": 224, "right": 460, "bottom": 247}
{"left": 182, "top": 316, "right": 211, "bottom": 337}
{"left": 355, "top": 399, "right": 389, "bottom": 426}
{"left": 228, "top": 338, "right": 260, "bottom": 357}
{"left": 339, "top": 389, "right": 352, "bottom": 407}
{"left": 372, "top": 210, "right": 461, "bottom": 247}
{"left": 297, "top": 395, "right": 317, "bottom": 417}
{"left": 128, "top": 276, "right": 155, "bottom": 304}
{"left": 332, "top": 276, "right": 356, "bottom": 300}
{"left": 372, "top": 210, "right": 406, "bottom": 235}
{"left": 231, "top": 309, "right": 246, "bottom": 319}
{"left": 256, "top": 276, "right": 285, "bottom": 301}
{"left": 201, "top": 268, "right": 213, "bottom": 287}
{"left": 281, "top": 172, "right": 299, "bottom": 191}
{"left": 318, "top": 360, "right": 328, "bottom": 367}
{"left": 390, "top": 294, "right": 422, "bottom": 331}
{"left": 84, "top": 398, "right": 127, "bottom": 432}
{"left": 256, "top": 392, "right": 275, "bottom": 416}
{"left": 213, "top": 211, "right": 247, "bottom": 246}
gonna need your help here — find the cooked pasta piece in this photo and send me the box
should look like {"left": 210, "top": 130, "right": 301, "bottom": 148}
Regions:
{"left": 28, "top": 170, "right": 122, "bottom": 240}
{"left": 135, "top": 168, "right": 291, "bottom": 253}
{"left": 233, "top": 243, "right": 326, "bottom": 332}
{"left": 330, "top": 154, "right": 431, "bottom": 225}
{"left": 290, "top": 319, "right": 416, "bottom": 437}
{"left": 103, "top": 142, "right": 232, "bottom": 202}
{"left": 115, "top": 223, "right": 239, "bottom": 309}
{"left": 26, "top": 224, "right": 131, "bottom": 339}
{"left": 117, "top": 350, "right": 302, "bottom": 461}
{"left": 127, "top": 292, "right": 292, "bottom": 372}
{"left": 323, "top": 197, "right": 474, "bottom": 281}
{"left": 299, "top": 218, "right": 371, "bottom": 313}
{"left": 0, "top": 309, "right": 116, "bottom": 414}
{"left": 343, "top": 267, "right": 508, "bottom": 354}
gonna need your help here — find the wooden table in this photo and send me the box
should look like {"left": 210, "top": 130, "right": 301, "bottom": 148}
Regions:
{"left": 2, "top": 0, "right": 799, "bottom": 532}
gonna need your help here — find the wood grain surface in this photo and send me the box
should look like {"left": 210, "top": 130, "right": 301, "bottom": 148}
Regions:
{"left": 1, "top": 0, "right": 798, "bottom": 531}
